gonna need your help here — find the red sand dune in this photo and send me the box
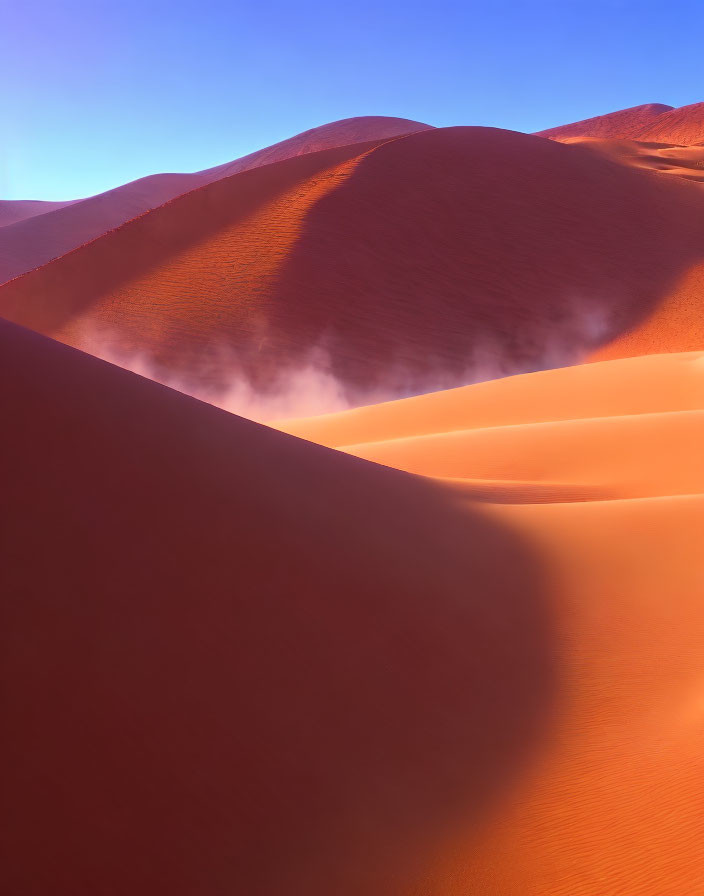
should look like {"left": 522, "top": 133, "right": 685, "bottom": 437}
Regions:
{"left": 591, "top": 262, "right": 704, "bottom": 361}
{"left": 539, "top": 101, "right": 704, "bottom": 146}
{"left": 3, "top": 318, "right": 703, "bottom": 895}
{"left": 535, "top": 102, "right": 673, "bottom": 140}
{"left": 635, "top": 101, "right": 704, "bottom": 145}
{"left": 0, "top": 116, "right": 430, "bottom": 285}
{"left": 0, "top": 319, "right": 554, "bottom": 896}
{"left": 1, "top": 125, "right": 703, "bottom": 404}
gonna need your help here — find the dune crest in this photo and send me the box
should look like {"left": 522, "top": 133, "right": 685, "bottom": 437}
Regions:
{"left": 0, "top": 116, "right": 430, "bottom": 285}
{"left": 2, "top": 126, "right": 703, "bottom": 406}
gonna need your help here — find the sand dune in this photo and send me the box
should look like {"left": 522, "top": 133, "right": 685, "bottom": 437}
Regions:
{"left": 635, "top": 101, "right": 704, "bottom": 145}
{"left": 0, "top": 319, "right": 554, "bottom": 896}
{"left": 0, "top": 198, "right": 78, "bottom": 228}
{"left": 0, "top": 117, "right": 430, "bottom": 285}
{"left": 536, "top": 102, "right": 673, "bottom": 140}
{"left": 2, "top": 126, "right": 703, "bottom": 408}
{"left": 539, "top": 101, "right": 704, "bottom": 146}
{"left": 3, "top": 101, "right": 704, "bottom": 895}
{"left": 562, "top": 136, "right": 704, "bottom": 183}
{"left": 275, "top": 350, "right": 704, "bottom": 893}
{"left": 278, "top": 351, "right": 704, "bottom": 445}
{"left": 4, "top": 319, "right": 701, "bottom": 894}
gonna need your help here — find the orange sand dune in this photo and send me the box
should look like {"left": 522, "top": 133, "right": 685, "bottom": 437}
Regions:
{"left": 0, "top": 116, "right": 430, "bottom": 285}
{"left": 278, "top": 351, "right": 704, "bottom": 447}
{"left": 276, "top": 350, "right": 704, "bottom": 893}
{"left": 2, "top": 126, "right": 703, "bottom": 404}
{"left": 4, "top": 320, "right": 702, "bottom": 894}
{"left": 338, "top": 409, "right": 704, "bottom": 500}
{"left": 434, "top": 492, "right": 704, "bottom": 895}
{"left": 535, "top": 102, "right": 673, "bottom": 140}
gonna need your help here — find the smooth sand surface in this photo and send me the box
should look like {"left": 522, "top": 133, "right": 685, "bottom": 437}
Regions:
{"left": 0, "top": 198, "right": 78, "bottom": 228}
{"left": 0, "top": 117, "right": 430, "bottom": 285}
{"left": 563, "top": 136, "right": 704, "bottom": 183}
{"left": 278, "top": 351, "right": 704, "bottom": 445}
{"left": 2, "top": 329, "right": 703, "bottom": 894}
{"left": 0, "top": 320, "right": 554, "bottom": 896}
{"left": 3, "top": 105, "right": 704, "bottom": 895}
{"left": 2, "top": 126, "right": 703, "bottom": 400}
{"left": 275, "top": 350, "right": 704, "bottom": 893}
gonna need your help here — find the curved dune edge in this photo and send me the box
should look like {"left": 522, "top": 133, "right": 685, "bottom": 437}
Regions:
{"left": 276, "top": 350, "right": 704, "bottom": 447}
{"left": 1, "top": 319, "right": 556, "bottom": 896}
{"left": 276, "top": 352, "right": 704, "bottom": 893}
{"left": 2, "top": 320, "right": 704, "bottom": 894}
{"left": 537, "top": 100, "right": 704, "bottom": 145}
{"left": 0, "top": 116, "right": 431, "bottom": 285}
{"left": 2, "top": 126, "right": 703, "bottom": 402}
{"left": 278, "top": 353, "right": 704, "bottom": 503}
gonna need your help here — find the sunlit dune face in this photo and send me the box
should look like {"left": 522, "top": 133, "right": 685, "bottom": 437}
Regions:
{"left": 275, "top": 351, "right": 704, "bottom": 894}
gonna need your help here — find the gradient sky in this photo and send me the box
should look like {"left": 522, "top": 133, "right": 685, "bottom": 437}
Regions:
{"left": 3, "top": 0, "right": 704, "bottom": 200}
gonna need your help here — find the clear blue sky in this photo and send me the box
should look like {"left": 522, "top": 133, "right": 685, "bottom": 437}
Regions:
{"left": 2, "top": 0, "right": 703, "bottom": 200}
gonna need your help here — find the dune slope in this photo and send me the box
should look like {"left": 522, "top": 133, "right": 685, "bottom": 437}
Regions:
{"left": 0, "top": 319, "right": 554, "bottom": 896}
{"left": 0, "top": 116, "right": 430, "bottom": 285}
{"left": 635, "top": 101, "right": 704, "bottom": 145}
{"left": 1, "top": 126, "right": 703, "bottom": 406}
{"left": 535, "top": 102, "right": 673, "bottom": 140}
{"left": 0, "top": 198, "right": 78, "bottom": 228}
{"left": 278, "top": 350, "right": 704, "bottom": 894}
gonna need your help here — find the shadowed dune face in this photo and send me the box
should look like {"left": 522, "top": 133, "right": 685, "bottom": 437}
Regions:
{"left": 262, "top": 126, "right": 704, "bottom": 395}
{"left": 0, "top": 321, "right": 556, "bottom": 895}
{"left": 0, "top": 117, "right": 431, "bottom": 286}
{"left": 1, "top": 126, "right": 703, "bottom": 413}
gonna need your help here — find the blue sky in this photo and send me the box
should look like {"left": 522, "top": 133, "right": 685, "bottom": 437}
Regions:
{"left": 2, "top": 0, "right": 703, "bottom": 200}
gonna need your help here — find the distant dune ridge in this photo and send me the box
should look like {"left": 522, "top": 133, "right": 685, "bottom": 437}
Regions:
{"left": 537, "top": 100, "right": 704, "bottom": 144}
{"left": 1, "top": 116, "right": 703, "bottom": 414}
{"left": 535, "top": 102, "right": 675, "bottom": 140}
{"left": 2, "top": 102, "right": 704, "bottom": 895}
{"left": 0, "top": 116, "right": 431, "bottom": 285}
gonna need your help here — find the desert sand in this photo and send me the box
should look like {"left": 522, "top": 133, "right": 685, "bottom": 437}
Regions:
{"left": 3, "top": 102, "right": 704, "bottom": 895}
{"left": 276, "top": 350, "right": 704, "bottom": 894}
{"left": 0, "top": 117, "right": 430, "bottom": 285}
{"left": 538, "top": 100, "right": 704, "bottom": 145}
{"left": 1, "top": 123, "right": 703, "bottom": 408}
